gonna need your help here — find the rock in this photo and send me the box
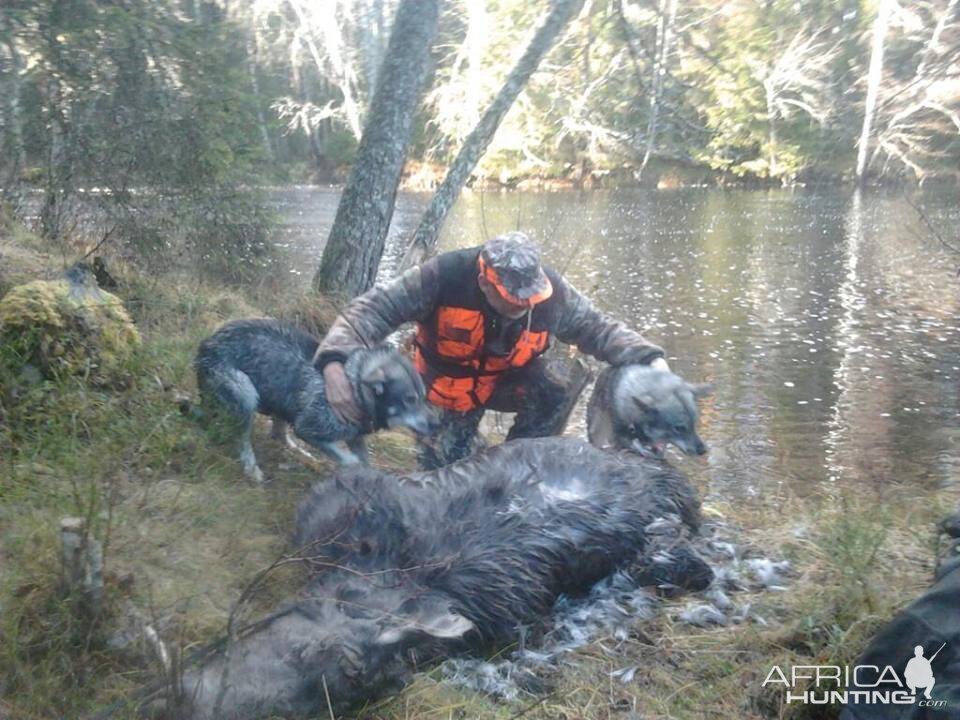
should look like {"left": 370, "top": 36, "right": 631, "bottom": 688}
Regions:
{"left": 0, "top": 265, "right": 140, "bottom": 385}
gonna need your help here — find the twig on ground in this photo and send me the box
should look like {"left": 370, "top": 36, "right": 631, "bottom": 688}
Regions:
{"left": 507, "top": 689, "right": 560, "bottom": 720}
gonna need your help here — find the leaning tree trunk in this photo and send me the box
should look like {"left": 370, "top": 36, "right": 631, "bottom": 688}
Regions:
{"left": 856, "top": 0, "right": 892, "bottom": 184}
{"left": 398, "top": 0, "right": 586, "bottom": 273}
{"left": 313, "top": 0, "right": 439, "bottom": 298}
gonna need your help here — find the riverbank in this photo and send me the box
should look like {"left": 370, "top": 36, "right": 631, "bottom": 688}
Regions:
{"left": 391, "top": 158, "right": 959, "bottom": 193}
{"left": 1, "top": 224, "right": 957, "bottom": 719}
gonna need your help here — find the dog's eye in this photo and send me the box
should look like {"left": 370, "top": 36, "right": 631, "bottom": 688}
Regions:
{"left": 673, "top": 424, "right": 686, "bottom": 433}
{"left": 404, "top": 394, "right": 417, "bottom": 405}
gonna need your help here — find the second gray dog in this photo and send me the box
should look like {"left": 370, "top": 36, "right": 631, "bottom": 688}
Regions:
{"left": 195, "top": 319, "right": 433, "bottom": 482}
{"left": 587, "top": 364, "right": 711, "bottom": 457}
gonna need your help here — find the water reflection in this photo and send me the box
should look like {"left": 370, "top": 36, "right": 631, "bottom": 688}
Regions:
{"left": 272, "top": 187, "right": 960, "bottom": 502}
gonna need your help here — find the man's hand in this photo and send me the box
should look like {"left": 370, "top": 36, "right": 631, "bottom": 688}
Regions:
{"left": 323, "top": 362, "right": 364, "bottom": 425}
{"left": 650, "top": 356, "right": 671, "bottom": 373}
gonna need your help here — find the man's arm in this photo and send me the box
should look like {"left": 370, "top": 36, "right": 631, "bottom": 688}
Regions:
{"left": 313, "top": 260, "right": 440, "bottom": 370}
{"left": 552, "top": 273, "right": 667, "bottom": 367}
{"left": 315, "top": 260, "right": 439, "bottom": 423}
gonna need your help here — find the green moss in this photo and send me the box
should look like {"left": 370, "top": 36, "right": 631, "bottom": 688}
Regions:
{"left": 0, "top": 279, "right": 141, "bottom": 385}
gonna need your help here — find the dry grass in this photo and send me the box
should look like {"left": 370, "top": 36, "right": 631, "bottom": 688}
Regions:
{"left": 352, "top": 487, "right": 957, "bottom": 720}
{"left": 1, "top": 224, "right": 958, "bottom": 719}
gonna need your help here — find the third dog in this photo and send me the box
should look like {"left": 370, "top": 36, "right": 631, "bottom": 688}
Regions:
{"left": 587, "top": 364, "right": 711, "bottom": 457}
{"left": 195, "top": 318, "right": 433, "bottom": 482}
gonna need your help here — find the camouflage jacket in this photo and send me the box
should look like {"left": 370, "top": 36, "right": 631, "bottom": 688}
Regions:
{"left": 314, "top": 247, "right": 665, "bottom": 371}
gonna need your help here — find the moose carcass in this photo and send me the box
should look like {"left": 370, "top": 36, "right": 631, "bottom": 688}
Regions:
{"left": 146, "top": 437, "right": 712, "bottom": 719}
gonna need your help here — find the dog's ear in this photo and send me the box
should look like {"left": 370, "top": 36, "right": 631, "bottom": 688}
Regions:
{"left": 687, "top": 382, "right": 714, "bottom": 399}
{"left": 374, "top": 595, "right": 474, "bottom": 647}
{"left": 632, "top": 395, "right": 655, "bottom": 411}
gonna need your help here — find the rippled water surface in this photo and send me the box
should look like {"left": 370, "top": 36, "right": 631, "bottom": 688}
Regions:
{"left": 274, "top": 187, "right": 960, "bottom": 502}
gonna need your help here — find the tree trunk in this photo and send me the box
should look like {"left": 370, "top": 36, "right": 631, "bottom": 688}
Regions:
{"left": 765, "top": 78, "right": 777, "bottom": 178}
{"left": 1, "top": 33, "right": 26, "bottom": 187}
{"left": 638, "top": 0, "right": 678, "bottom": 181}
{"left": 856, "top": 0, "right": 891, "bottom": 183}
{"left": 246, "top": 33, "right": 274, "bottom": 162}
{"left": 313, "top": 0, "right": 440, "bottom": 298}
{"left": 41, "top": 76, "right": 71, "bottom": 241}
{"left": 399, "top": 0, "right": 585, "bottom": 273}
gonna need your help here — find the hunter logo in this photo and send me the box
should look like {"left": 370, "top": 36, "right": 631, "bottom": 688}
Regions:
{"left": 904, "top": 643, "right": 942, "bottom": 699}
{"left": 762, "top": 642, "right": 948, "bottom": 708}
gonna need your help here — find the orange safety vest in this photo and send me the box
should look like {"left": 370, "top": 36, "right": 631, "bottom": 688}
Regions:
{"left": 413, "top": 249, "right": 555, "bottom": 412}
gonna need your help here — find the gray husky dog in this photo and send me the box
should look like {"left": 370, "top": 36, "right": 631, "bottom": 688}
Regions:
{"left": 587, "top": 364, "right": 712, "bottom": 457}
{"left": 195, "top": 319, "right": 433, "bottom": 482}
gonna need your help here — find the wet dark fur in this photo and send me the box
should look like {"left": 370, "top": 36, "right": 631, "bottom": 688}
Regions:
{"left": 195, "top": 318, "right": 429, "bottom": 476}
{"left": 196, "top": 319, "right": 321, "bottom": 428}
{"left": 150, "top": 438, "right": 711, "bottom": 720}
{"left": 587, "top": 364, "right": 711, "bottom": 457}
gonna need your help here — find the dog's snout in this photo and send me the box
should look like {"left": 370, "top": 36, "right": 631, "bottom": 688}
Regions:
{"left": 405, "top": 410, "right": 437, "bottom": 437}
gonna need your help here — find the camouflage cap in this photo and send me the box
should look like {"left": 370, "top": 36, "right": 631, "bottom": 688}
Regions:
{"left": 479, "top": 231, "right": 553, "bottom": 306}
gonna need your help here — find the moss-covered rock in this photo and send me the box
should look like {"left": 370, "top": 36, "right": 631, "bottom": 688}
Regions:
{"left": 0, "top": 268, "right": 141, "bottom": 384}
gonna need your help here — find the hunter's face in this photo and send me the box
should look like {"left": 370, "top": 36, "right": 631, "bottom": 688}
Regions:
{"left": 477, "top": 274, "right": 529, "bottom": 319}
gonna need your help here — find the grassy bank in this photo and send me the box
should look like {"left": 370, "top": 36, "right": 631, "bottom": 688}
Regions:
{"left": 0, "top": 225, "right": 957, "bottom": 720}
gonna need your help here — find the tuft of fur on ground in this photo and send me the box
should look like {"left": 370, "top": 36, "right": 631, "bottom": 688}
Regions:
{"left": 1, "top": 224, "right": 958, "bottom": 719}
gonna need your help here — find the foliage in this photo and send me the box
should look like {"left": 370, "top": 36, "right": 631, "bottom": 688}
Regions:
{"left": 4, "top": 0, "right": 959, "bottom": 195}
{"left": 1, "top": 0, "right": 275, "bottom": 277}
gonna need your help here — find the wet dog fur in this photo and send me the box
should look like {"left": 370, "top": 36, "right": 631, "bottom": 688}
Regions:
{"left": 195, "top": 318, "right": 432, "bottom": 481}
{"left": 587, "top": 364, "right": 712, "bottom": 458}
{"left": 142, "top": 438, "right": 711, "bottom": 720}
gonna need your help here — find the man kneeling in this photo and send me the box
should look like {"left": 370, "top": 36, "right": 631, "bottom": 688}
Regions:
{"left": 315, "top": 232, "right": 670, "bottom": 469}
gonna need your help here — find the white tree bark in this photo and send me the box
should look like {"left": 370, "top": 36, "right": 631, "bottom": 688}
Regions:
{"left": 288, "top": 0, "right": 364, "bottom": 141}
{"left": 638, "top": 0, "right": 679, "bottom": 180}
{"left": 856, "top": 0, "right": 893, "bottom": 182}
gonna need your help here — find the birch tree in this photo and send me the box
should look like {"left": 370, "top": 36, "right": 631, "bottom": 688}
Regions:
{"left": 399, "top": 0, "right": 586, "bottom": 272}
{"left": 871, "top": 0, "right": 960, "bottom": 180}
{"left": 313, "top": 0, "right": 440, "bottom": 298}
{"left": 856, "top": 0, "right": 893, "bottom": 182}
{"left": 752, "top": 28, "right": 838, "bottom": 180}
{"left": 638, "top": 0, "right": 679, "bottom": 180}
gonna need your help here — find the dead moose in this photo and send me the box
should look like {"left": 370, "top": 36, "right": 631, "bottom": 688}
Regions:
{"left": 140, "top": 437, "right": 712, "bottom": 719}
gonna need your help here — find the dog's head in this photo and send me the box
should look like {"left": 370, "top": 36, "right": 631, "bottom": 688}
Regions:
{"left": 612, "top": 366, "right": 712, "bottom": 458}
{"left": 358, "top": 348, "right": 436, "bottom": 437}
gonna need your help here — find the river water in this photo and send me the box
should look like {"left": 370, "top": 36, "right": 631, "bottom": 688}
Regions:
{"left": 272, "top": 187, "right": 960, "bottom": 505}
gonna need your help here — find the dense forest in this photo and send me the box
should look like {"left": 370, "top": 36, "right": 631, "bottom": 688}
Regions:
{"left": 2, "top": 0, "right": 959, "bottom": 195}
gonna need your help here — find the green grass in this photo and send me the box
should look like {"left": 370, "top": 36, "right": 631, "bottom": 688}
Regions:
{"left": 1, "top": 225, "right": 957, "bottom": 719}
